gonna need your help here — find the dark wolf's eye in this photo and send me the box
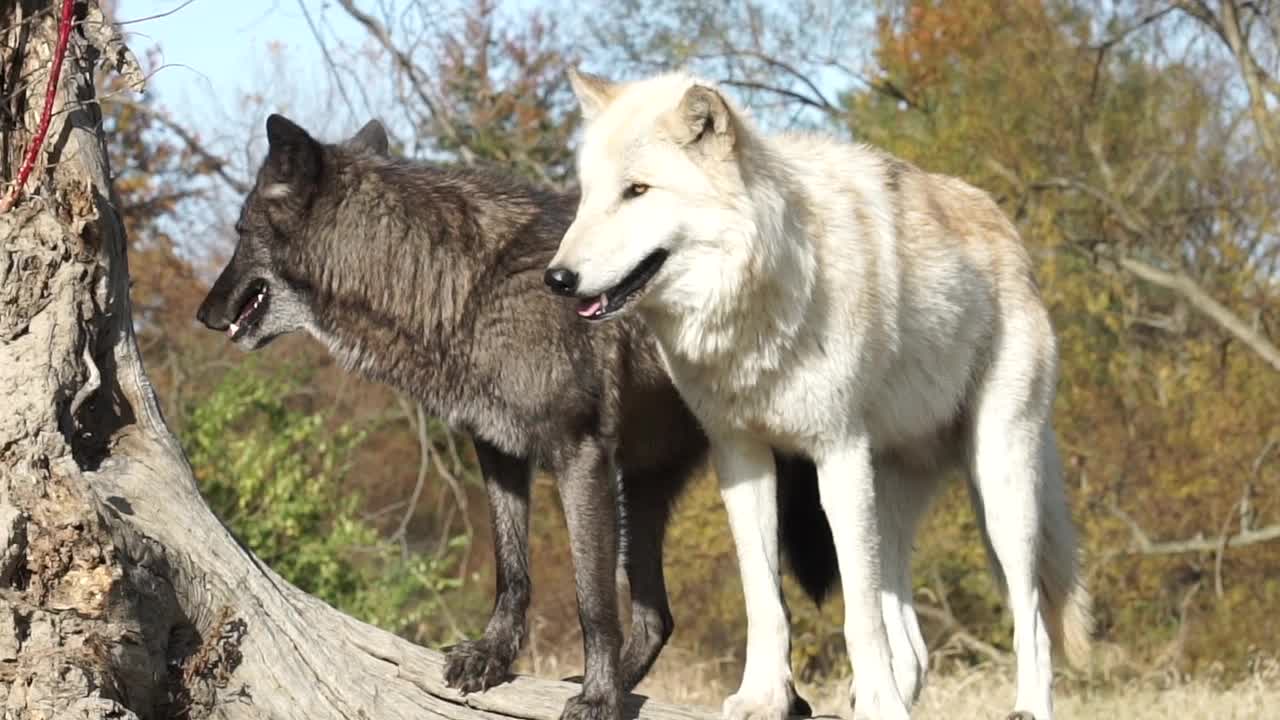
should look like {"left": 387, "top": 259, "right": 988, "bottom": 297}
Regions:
{"left": 622, "top": 183, "right": 649, "bottom": 200}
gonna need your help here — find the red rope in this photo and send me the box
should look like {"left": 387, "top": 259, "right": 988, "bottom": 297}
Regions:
{"left": 0, "top": 0, "right": 77, "bottom": 213}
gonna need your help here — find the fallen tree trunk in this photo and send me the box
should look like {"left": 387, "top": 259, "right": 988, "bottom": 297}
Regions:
{"left": 0, "top": 3, "right": 718, "bottom": 718}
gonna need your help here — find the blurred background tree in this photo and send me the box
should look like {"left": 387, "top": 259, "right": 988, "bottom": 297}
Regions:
{"left": 113, "top": 0, "right": 1277, "bottom": 697}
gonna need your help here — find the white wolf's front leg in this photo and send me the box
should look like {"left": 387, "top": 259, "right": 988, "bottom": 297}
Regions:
{"left": 713, "top": 436, "right": 796, "bottom": 720}
{"left": 820, "top": 435, "right": 910, "bottom": 720}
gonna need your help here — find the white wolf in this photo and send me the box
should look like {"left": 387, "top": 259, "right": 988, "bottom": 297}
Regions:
{"left": 544, "top": 70, "right": 1092, "bottom": 720}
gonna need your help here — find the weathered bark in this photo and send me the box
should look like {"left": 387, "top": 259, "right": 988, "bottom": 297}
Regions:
{"left": 0, "top": 3, "right": 716, "bottom": 719}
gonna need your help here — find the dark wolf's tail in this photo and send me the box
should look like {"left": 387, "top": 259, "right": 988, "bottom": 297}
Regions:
{"left": 775, "top": 453, "right": 838, "bottom": 604}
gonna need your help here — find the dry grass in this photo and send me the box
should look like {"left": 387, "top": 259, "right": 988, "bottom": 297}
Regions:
{"left": 802, "top": 664, "right": 1280, "bottom": 720}
{"left": 516, "top": 638, "right": 1279, "bottom": 719}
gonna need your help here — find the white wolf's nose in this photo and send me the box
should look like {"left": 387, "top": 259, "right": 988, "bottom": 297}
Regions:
{"left": 544, "top": 267, "right": 580, "bottom": 296}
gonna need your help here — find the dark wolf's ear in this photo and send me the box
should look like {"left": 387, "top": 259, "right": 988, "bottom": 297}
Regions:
{"left": 345, "top": 119, "right": 391, "bottom": 156}
{"left": 568, "top": 68, "right": 618, "bottom": 122}
{"left": 262, "top": 113, "right": 322, "bottom": 199}
{"left": 671, "top": 84, "right": 736, "bottom": 156}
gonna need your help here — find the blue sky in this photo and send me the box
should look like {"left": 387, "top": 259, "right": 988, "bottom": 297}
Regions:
{"left": 121, "top": 1, "right": 366, "bottom": 127}
{"left": 120, "top": 0, "right": 550, "bottom": 137}
{"left": 118, "top": 0, "right": 559, "bottom": 260}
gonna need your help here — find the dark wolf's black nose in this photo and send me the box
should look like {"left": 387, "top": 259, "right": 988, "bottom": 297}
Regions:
{"left": 195, "top": 297, "right": 225, "bottom": 330}
{"left": 544, "top": 267, "right": 579, "bottom": 296}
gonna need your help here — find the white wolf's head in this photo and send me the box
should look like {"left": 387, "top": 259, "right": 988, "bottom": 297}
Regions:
{"left": 545, "top": 70, "right": 755, "bottom": 322}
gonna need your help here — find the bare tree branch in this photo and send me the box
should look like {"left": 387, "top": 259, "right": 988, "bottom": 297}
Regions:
{"left": 1219, "top": 0, "right": 1280, "bottom": 163}
{"left": 1206, "top": 437, "right": 1273, "bottom": 598}
{"left": 717, "top": 79, "right": 835, "bottom": 113}
{"left": 1030, "top": 176, "right": 1152, "bottom": 236}
{"left": 1114, "top": 255, "right": 1280, "bottom": 373}
{"left": 119, "top": 188, "right": 205, "bottom": 218}
{"left": 1018, "top": 167, "right": 1280, "bottom": 373}
{"left": 1149, "top": 579, "right": 1203, "bottom": 671}
{"left": 334, "top": 0, "right": 476, "bottom": 165}
{"left": 106, "top": 98, "right": 251, "bottom": 194}
{"left": 296, "top": 0, "right": 360, "bottom": 126}
{"left": 1108, "top": 498, "right": 1280, "bottom": 555}
{"left": 711, "top": 46, "right": 839, "bottom": 114}
{"left": 1175, "top": 0, "right": 1280, "bottom": 165}
{"left": 390, "top": 394, "right": 432, "bottom": 553}
{"left": 915, "top": 570, "right": 1011, "bottom": 666}
{"left": 394, "top": 392, "right": 473, "bottom": 566}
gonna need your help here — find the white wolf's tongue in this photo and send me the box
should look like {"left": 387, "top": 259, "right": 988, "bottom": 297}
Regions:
{"left": 576, "top": 294, "right": 607, "bottom": 318}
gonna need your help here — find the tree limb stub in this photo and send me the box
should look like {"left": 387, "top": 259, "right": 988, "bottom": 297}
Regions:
{"left": 1017, "top": 169, "right": 1280, "bottom": 374}
{"left": 1108, "top": 500, "right": 1280, "bottom": 557}
{"left": 0, "top": 3, "right": 718, "bottom": 718}
{"left": 1114, "top": 255, "right": 1280, "bottom": 374}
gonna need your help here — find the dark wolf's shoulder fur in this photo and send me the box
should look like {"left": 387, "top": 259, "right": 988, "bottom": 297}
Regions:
{"left": 285, "top": 145, "right": 681, "bottom": 476}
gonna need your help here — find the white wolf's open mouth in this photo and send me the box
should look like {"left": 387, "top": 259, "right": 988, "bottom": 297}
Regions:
{"left": 576, "top": 250, "right": 668, "bottom": 321}
{"left": 228, "top": 279, "right": 269, "bottom": 340}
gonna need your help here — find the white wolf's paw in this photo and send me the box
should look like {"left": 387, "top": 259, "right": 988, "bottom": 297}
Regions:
{"left": 891, "top": 648, "right": 924, "bottom": 706}
{"left": 722, "top": 686, "right": 791, "bottom": 720}
{"left": 850, "top": 685, "right": 910, "bottom": 720}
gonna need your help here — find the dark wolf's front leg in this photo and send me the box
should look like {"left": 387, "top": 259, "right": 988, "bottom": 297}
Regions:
{"left": 558, "top": 467, "right": 674, "bottom": 692}
{"left": 587, "top": 457, "right": 815, "bottom": 716}
{"left": 444, "top": 438, "right": 532, "bottom": 693}
{"left": 615, "top": 471, "right": 675, "bottom": 691}
{"left": 556, "top": 438, "right": 624, "bottom": 720}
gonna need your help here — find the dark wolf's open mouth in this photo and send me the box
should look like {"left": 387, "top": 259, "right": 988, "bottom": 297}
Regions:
{"left": 228, "top": 279, "right": 269, "bottom": 340}
{"left": 576, "top": 250, "right": 668, "bottom": 321}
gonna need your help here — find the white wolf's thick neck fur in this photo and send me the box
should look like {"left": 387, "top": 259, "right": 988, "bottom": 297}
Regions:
{"left": 652, "top": 139, "right": 818, "bottom": 388}
{"left": 609, "top": 73, "right": 824, "bottom": 391}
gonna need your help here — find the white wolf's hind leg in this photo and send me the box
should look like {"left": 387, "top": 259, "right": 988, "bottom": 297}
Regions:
{"left": 714, "top": 436, "right": 796, "bottom": 720}
{"left": 967, "top": 346, "right": 1057, "bottom": 720}
{"left": 820, "top": 436, "right": 910, "bottom": 720}
{"left": 875, "top": 461, "right": 943, "bottom": 706}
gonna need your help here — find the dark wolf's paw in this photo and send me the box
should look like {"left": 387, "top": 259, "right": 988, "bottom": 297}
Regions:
{"left": 443, "top": 637, "right": 518, "bottom": 694}
{"left": 560, "top": 692, "right": 622, "bottom": 720}
{"left": 1006, "top": 713, "right": 1037, "bottom": 720}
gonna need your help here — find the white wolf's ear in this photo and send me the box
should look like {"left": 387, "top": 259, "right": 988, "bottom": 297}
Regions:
{"left": 346, "top": 119, "right": 391, "bottom": 157}
{"left": 672, "top": 84, "right": 736, "bottom": 156}
{"left": 263, "top": 113, "right": 323, "bottom": 197}
{"left": 568, "top": 68, "right": 618, "bottom": 121}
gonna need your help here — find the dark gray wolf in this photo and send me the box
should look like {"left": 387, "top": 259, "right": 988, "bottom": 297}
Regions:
{"left": 195, "top": 115, "right": 835, "bottom": 720}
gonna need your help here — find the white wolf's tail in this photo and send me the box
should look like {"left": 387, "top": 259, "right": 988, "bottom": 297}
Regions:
{"left": 1036, "top": 464, "right": 1093, "bottom": 668}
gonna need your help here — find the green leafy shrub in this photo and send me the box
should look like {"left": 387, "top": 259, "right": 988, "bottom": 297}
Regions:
{"left": 182, "top": 363, "right": 471, "bottom": 645}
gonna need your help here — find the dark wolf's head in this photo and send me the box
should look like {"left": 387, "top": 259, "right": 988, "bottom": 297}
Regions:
{"left": 195, "top": 114, "right": 390, "bottom": 349}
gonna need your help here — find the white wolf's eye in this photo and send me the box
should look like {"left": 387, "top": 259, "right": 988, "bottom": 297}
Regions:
{"left": 622, "top": 183, "right": 649, "bottom": 200}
